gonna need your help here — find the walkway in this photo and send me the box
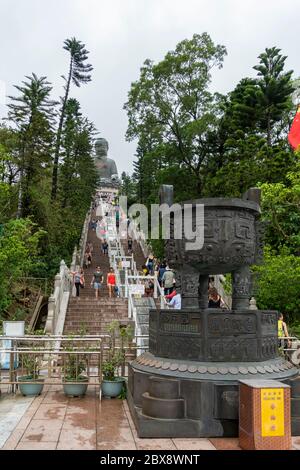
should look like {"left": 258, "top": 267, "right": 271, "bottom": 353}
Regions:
{"left": 63, "top": 208, "right": 128, "bottom": 336}
{"left": 1, "top": 385, "right": 300, "bottom": 450}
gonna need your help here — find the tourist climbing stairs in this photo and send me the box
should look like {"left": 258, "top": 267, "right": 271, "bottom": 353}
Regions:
{"left": 63, "top": 210, "right": 129, "bottom": 337}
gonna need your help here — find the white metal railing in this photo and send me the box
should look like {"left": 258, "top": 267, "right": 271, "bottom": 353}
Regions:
{"left": 118, "top": 204, "right": 150, "bottom": 258}
{"left": 95, "top": 193, "right": 167, "bottom": 358}
{"left": 97, "top": 194, "right": 169, "bottom": 312}
{"left": 79, "top": 205, "right": 93, "bottom": 268}
{"left": 97, "top": 196, "right": 128, "bottom": 298}
{"left": 91, "top": 193, "right": 169, "bottom": 356}
{"left": 0, "top": 334, "right": 150, "bottom": 395}
{"left": 125, "top": 273, "right": 169, "bottom": 348}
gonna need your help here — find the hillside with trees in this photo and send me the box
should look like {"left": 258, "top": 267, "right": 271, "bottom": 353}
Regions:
{"left": 0, "top": 37, "right": 97, "bottom": 322}
{"left": 123, "top": 33, "right": 300, "bottom": 329}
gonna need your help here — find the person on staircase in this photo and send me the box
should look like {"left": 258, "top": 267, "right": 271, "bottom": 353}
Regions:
{"left": 169, "top": 291, "right": 182, "bottom": 310}
{"left": 144, "top": 273, "right": 154, "bottom": 297}
{"left": 162, "top": 265, "right": 175, "bottom": 296}
{"left": 85, "top": 249, "right": 92, "bottom": 267}
{"left": 142, "top": 264, "right": 149, "bottom": 276}
{"left": 127, "top": 238, "right": 133, "bottom": 255}
{"left": 158, "top": 261, "right": 166, "bottom": 287}
{"left": 91, "top": 266, "right": 104, "bottom": 299}
{"left": 79, "top": 268, "right": 85, "bottom": 289}
{"left": 90, "top": 219, "right": 97, "bottom": 231}
{"left": 71, "top": 267, "right": 85, "bottom": 298}
{"left": 84, "top": 252, "right": 88, "bottom": 269}
{"left": 102, "top": 240, "right": 108, "bottom": 255}
{"left": 146, "top": 254, "right": 155, "bottom": 275}
{"left": 165, "top": 288, "right": 177, "bottom": 301}
{"left": 208, "top": 287, "right": 225, "bottom": 308}
{"left": 87, "top": 241, "right": 93, "bottom": 254}
{"left": 107, "top": 267, "right": 116, "bottom": 298}
{"left": 278, "top": 313, "right": 291, "bottom": 350}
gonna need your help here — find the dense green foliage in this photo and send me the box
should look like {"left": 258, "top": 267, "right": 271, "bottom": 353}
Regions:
{"left": 259, "top": 161, "right": 300, "bottom": 255}
{"left": 125, "top": 40, "right": 296, "bottom": 202}
{"left": 0, "top": 219, "right": 45, "bottom": 312}
{"left": 253, "top": 247, "right": 300, "bottom": 324}
{"left": 0, "top": 37, "right": 97, "bottom": 319}
{"left": 124, "top": 34, "right": 300, "bottom": 325}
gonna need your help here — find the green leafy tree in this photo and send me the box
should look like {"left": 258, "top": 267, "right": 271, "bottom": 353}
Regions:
{"left": 125, "top": 33, "right": 227, "bottom": 195}
{"left": 51, "top": 37, "right": 93, "bottom": 200}
{"left": 0, "top": 218, "right": 45, "bottom": 316}
{"left": 205, "top": 48, "right": 295, "bottom": 197}
{"left": 120, "top": 171, "right": 136, "bottom": 206}
{"left": 253, "top": 247, "right": 300, "bottom": 324}
{"left": 59, "top": 98, "right": 83, "bottom": 207}
{"left": 258, "top": 160, "right": 300, "bottom": 254}
{"left": 0, "top": 126, "right": 19, "bottom": 187}
{"left": 59, "top": 109, "right": 97, "bottom": 210}
{"left": 0, "top": 126, "right": 20, "bottom": 220}
{"left": 254, "top": 47, "right": 294, "bottom": 146}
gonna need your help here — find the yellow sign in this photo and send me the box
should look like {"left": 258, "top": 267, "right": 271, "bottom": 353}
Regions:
{"left": 261, "top": 388, "right": 284, "bottom": 437}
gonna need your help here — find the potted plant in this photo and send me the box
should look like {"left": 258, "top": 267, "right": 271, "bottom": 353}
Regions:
{"left": 18, "top": 352, "right": 44, "bottom": 396}
{"left": 101, "top": 320, "right": 134, "bottom": 398}
{"left": 62, "top": 345, "right": 89, "bottom": 397}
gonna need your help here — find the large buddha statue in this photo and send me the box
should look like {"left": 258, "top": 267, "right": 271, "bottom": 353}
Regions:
{"left": 94, "top": 138, "right": 119, "bottom": 186}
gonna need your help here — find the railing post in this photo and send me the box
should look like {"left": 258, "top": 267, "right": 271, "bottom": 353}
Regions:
{"left": 45, "top": 296, "right": 55, "bottom": 334}
{"left": 128, "top": 297, "right": 131, "bottom": 318}
{"left": 54, "top": 274, "right": 61, "bottom": 289}
{"left": 154, "top": 278, "right": 158, "bottom": 298}
{"left": 125, "top": 270, "right": 128, "bottom": 298}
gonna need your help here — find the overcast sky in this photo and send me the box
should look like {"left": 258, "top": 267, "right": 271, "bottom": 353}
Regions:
{"left": 0, "top": 0, "right": 299, "bottom": 175}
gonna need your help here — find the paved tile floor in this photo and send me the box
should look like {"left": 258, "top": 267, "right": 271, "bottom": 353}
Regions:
{"left": 0, "top": 385, "right": 299, "bottom": 450}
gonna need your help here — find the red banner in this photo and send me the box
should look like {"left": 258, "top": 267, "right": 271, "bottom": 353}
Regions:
{"left": 288, "top": 106, "right": 300, "bottom": 150}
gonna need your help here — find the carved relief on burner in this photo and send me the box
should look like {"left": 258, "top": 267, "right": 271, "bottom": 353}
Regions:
{"left": 158, "top": 337, "right": 202, "bottom": 360}
{"left": 207, "top": 338, "right": 257, "bottom": 361}
{"left": 208, "top": 314, "right": 256, "bottom": 336}
{"left": 159, "top": 312, "right": 201, "bottom": 334}
{"left": 261, "top": 337, "right": 278, "bottom": 358}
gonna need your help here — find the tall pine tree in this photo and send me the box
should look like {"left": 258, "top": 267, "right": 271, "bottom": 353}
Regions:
{"left": 51, "top": 38, "right": 93, "bottom": 200}
{"left": 7, "top": 74, "right": 57, "bottom": 217}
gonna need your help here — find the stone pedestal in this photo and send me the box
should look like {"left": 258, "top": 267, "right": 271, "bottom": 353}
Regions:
{"left": 128, "top": 186, "right": 300, "bottom": 437}
{"left": 128, "top": 308, "right": 300, "bottom": 438}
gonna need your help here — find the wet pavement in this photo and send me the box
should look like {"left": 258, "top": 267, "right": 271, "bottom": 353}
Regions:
{"left": 0, "top": 385, "right": 299, "bottom": 450}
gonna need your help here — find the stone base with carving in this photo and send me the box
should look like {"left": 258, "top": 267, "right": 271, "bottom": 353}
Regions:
{"left": 128, "top": 308, "right": 300, "bottom": 438}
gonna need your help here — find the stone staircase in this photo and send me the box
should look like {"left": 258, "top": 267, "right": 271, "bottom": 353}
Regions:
{"left": 63, "top": 298, "right": 129, "bottom": 335}
{"left": 63, "top": 212, "right": 128, "bottom": 336}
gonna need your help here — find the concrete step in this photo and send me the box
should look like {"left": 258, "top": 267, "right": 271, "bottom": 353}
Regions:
{"left": 69, "top": 304, "right": 127, "bottom": 308}
{"left": 67, "top": 304, "right": 127, "bottom": 308}
{"left": 63, "top": 219, "right": 140, "bottom": 337}
{"left": 65, "top": 316, "right": 127, "bottom": 321}
{"left": 66, "top": 313, "right": 128, "bottom": 318}
{"left": 65, "top": 319, "right": 127, "bottom": 325}
{"left": 68, "top": 299, "right": 127, "bottom": 303}
{"left": 65, "top": 318, "right": 127, "bottom": 323}
{"left": 63, "top": 324, "right": 118, "bottom": 328}
{"left": 67, "top": 304, "right": 127, "bottom": 309}
{"left": 67, "top": 308, "right": 127, "bottom": 312}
